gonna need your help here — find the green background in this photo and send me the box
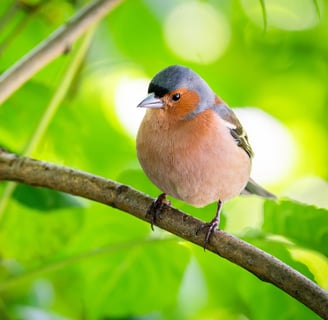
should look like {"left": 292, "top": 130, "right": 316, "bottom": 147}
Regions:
{"left": 0, "top": 0, "right": 328, "bottom": 319}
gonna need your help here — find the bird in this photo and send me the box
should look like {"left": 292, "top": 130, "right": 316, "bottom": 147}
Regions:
{"left": 136, "top": 65, "right": 275, "bottom": 246}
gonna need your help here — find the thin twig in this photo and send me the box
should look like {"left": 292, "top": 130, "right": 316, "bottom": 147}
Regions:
{"left": 0, "top": 0, "right": 123, "bottom": 104}
{"left": 0, "top": 151, "right": 327, "bottom": 318}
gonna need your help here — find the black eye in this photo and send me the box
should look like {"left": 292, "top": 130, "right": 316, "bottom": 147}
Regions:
{"left": 172, "top": 93, "right": 181, "bottom": 101}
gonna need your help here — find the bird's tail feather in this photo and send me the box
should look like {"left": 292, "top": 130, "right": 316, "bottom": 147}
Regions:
{"left": 242, "top": 177, "right": 276, "bottom": 199}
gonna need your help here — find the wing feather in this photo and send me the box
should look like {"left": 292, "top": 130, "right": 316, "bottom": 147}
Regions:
{"left": 212, "top": 103, "right": 254, "bottom": 158}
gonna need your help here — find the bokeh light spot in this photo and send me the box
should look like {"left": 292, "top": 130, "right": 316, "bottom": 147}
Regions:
{"left": 235, "top": 107, "right": 297, "bottom": 185}
{"left": 285, "top": 176, "right": 328, "bottom": 209}
{"left": 164, "top": 2, "right": 230, "bottom": 64}
{"left": 114, "top": 77, "right": 148, "bottom": 137}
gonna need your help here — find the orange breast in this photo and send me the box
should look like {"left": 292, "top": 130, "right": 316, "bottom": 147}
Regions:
{"left": 136, "top": 108, "right": 251, "bottom": 206}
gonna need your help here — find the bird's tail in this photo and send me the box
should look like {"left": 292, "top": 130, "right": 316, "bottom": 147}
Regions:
{"left": 242, "top": 177, "right": 276, "bottom": 199}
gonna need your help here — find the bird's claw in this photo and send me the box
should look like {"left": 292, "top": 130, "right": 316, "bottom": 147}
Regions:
{"left": 147, "top": 193, "right": 170, "bottom": 230}
{"left": 196, "top": 217, "right": 219, "bottom": 249}
{"left": 196, "top": 200, "right": 222, "bottom": 249}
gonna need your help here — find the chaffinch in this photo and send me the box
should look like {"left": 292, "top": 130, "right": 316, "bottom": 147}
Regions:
{"left": 136, "top": 65, "right": 275, "bottom": 246}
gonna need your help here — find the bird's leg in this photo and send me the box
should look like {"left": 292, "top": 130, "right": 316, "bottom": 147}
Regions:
{"left": 197, "top": 200, "right": 223, "bottom": 248}
{"left": 147, "top": 193, "right": 171, "bottom": 231}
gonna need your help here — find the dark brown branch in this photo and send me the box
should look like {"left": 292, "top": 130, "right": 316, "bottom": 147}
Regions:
{"left": 0, "top": 151, "right": 327, "bottom": 318}
{"left": 0, "top": 0, "right": 122, "bottom": 104}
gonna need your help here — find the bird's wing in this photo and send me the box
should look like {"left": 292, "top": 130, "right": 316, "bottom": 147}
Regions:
{"left": 212, "top": 103, "right": 254, "bottom": 158}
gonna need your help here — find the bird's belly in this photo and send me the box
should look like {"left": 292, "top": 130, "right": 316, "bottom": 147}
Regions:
{"left": 137, "top": 118, "right": 251, "bottom": 207}
{"left": 142, "top": 151, "right": 249, "bottom": 207}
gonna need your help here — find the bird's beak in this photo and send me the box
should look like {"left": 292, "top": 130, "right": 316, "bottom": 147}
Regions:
{"left": 137, "top": 93, "right": 164, "bottom": 109}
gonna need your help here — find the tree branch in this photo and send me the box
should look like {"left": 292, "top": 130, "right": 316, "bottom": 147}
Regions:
{"left": 0, "top": 0, "right": 122, "bottom": 104}
{"left": 0, "top": 151, "right": 327, "bottom": 318}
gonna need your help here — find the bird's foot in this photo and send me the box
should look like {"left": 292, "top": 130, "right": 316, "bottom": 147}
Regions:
{"left": 196, "top": 200, "right": 222, "bottom": 249}
{"left": 196, "top": 216, "right": 220, "bottom": 249}
{"left": 147, "top": 193, "right": 171, "bottom": 231}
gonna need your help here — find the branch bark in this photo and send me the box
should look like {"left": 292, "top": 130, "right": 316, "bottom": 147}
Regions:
{"left": 0, "top": 151, "right": 327, "bottom": 318}
{"left": 0, "top": 0, "right": 122, "bottom": 104}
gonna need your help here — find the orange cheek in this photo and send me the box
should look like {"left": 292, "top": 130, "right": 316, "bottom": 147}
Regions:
{"left": 169, "top": 90, "right": 200, "bottom": 119}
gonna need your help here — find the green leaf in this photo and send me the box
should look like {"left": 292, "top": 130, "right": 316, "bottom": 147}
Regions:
{"left": 263, "top": 199, "right": 328, "bottom": 257}
{"left": 80, "top": 239, "right": 190, "bottom": 318}
{"left": 42, "top": 203, "right": 189, "bottom": 318}
{"left": 13, "top": 184, "right": 85, "bottom": 211}
{"left": 193, "top": 240, "right": 319, "bottom": 320}
{"left": 108, "top": 0, "right": 171, "bottom": 68}
{"left": 0, "top": 200, "right": 83, "bottom": 262}
{"left": 0, "top": 82, "right": 51, "bottom": 152}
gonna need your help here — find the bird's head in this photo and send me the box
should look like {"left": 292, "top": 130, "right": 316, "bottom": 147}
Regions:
{"left": 137, "top": 65, "right": 216, "bottom": 120}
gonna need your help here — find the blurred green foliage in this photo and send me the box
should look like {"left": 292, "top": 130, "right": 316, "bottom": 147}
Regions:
{"left": 0, "top": 0, "right": 328, "bottom": 319}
